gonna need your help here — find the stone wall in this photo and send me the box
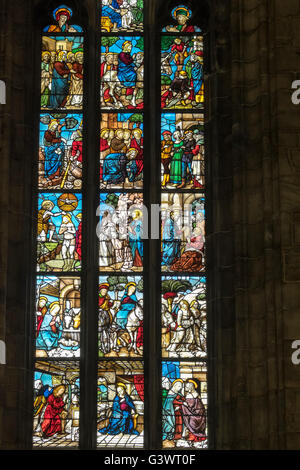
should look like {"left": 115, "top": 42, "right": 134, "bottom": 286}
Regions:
{"left": 207, "top": 0, "right": 300, "bottom": 450}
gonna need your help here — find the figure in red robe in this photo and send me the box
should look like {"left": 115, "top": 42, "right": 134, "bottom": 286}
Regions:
{"left": 130, "top": 129, "right": 143, "bottom": 175}
{"left": 75, "top": 218, "right": 82, "bottom": 260}
{"left": 41, "top": 385, "right": 66, "bottom": 437}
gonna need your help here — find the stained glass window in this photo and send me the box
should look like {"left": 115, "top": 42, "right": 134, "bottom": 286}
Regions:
{"left": 33, "top": 361, "right": 80, "bottom": 447}
{"left": 100, "top": 37, "right": 144, "bottom": 109}
{"left": 160, "top": 4, "right": 207, "bottom": 449}
{"left": 98, "top": 0, "right": 145, "bottom": 448}
{"left": 162, "top": 361, "right": 207, "bottom": 448}
{"left": 33, "top": 0, "right": 208, "bottom": 450}
{"left": 100, "top": 113, "right": 143, "bottom": 189}
{"left": 33, "top": 5, "right": 84, "bottom": 447}
{"left": 97, "top": 361, "right": 144, "bottom": 447}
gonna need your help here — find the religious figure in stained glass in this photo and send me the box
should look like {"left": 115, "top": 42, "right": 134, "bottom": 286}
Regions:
{"left": 161, "top": 113, "right": 204, "bottom": 189}
{"left": 101, "top": 37, "right": 144, "bottom": 109}
{"left": 97, "top": 361, "right": 144, "bottom": 448}
{"left": 98, "top": 193, "right": 143, "bottom": 271}
{"left": 161, "top": 276, "right": 206, "bottom": 358}
{"left": 161, "top": 35, "right": 203, "bottom": 109}
{"left": 162, "top": 362, "right": 207, "bottom": 448}
{"left": 39, "top": 114, "right": 83, "bottom": 190}
{"left": 161, "top": 194, "right": 205, "bottom": 272}
{"left": 33, "top": 361, "right": 80, "bottom": 447}
{"left": 162, "top": 5, "right": 201, "bottom": 33}
{"left": 44, "top": 5, "right": 83, "bottom": 33}
{"left": 101, "top": 0, "right": 143, "bottom": 33}
{"left": 37, "top": 193, "right": 82, "bottom": 272}
{"left": 36, "top": 277, "right": 81, "bottom": 358}
{"left": 98, "top": 276, "right": 143, "bottom": 357}
{"left": 41, "top": 36, "right": 84, "bottom": 110}
{"left": 100, "top": 113, "right": 143, "bottom": 189}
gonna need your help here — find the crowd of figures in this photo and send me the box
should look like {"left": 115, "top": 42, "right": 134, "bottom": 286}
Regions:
{"left": 99, "top": 194, "right": 143, "bottom": 271}
{"left": 33, "top": 378, "right": 79, "bottom": 443}
{"left": 41, "top": 48, "right": 84, "bottom": 110}
{"left": 101, "top": 40, "right": 144, "bottom": 109}
{"left": 162, "top": 298, "right": 206, "bottom": 358}
{"left": 161, "top": 127, "right": 204, "bottom": 189}
{"left": 98, "top": 281, "right": 143, "bottom": 357}
{"left": 161, "top": 35, "right": 203, "bottom": 109}
{"left": 100, "top": 126, "right": 143, "bottom": 187}
{"left": 162, "top": 377, "right": 206, "bottom": 448}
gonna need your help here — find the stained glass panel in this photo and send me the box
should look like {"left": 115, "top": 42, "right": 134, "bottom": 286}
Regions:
{"left": 39, "top": 113, "right": 83, "bottom": 190}
{"left": 161, "top": 113, "right": 204, "bottom": 189}
{"left": 162, "top": 361, "right": 207, "bottom": 448}
{"left": 98, "top": 192, "right": 143, "bottom": 271}
{"left": 37, "top": 193, "right": 82, "bottom": 272}
{"left": 33, "top": 361, "right": 80, "bottom": 447}
{"left": 100, "top": 113, "right": 143, "bottom": 189}
{"left": 43, "top": 5, "right": 83, "bottom": 32}
{"left": 161, "top": 35, "right": 203, "bottom": 109}
{"left": 99, "top": 275, "right": 143, "bottom": 357}
{"left": 100, "top": 0, "right": 143, "bottom": 33}
{"left": 41, "top": 36, "right": 84, "bottom": 110}
{"left": 36, "top": 276, "right": 81, "bottom": 358}
{"left": 100, "top": 36, "right": 144, "bottom": 109}
{"left": 97, "top": 361, "right": 144, "bottom": 448}
{"left": 161, "top": 276, "right": 206, "bottom": 358}
{"left": 161, "top": 193, "right": 205, "bottom": 272}
{"left": 162, "top": 5, "right": 201, "bottom": 33}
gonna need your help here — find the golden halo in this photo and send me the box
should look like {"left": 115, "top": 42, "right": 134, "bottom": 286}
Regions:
{"left": 116, "top": 382, "right": 127, "bottom": 390}
{"left": 125, "top": 282, "right": 136, "bottom": 290}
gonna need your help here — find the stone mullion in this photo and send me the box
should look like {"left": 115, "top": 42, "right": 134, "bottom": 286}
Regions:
{"left": 268, "top": 0, "right": 286, "bottom": 448}
{"left": 259, "top": 0, "right": 284, "bottom": 449}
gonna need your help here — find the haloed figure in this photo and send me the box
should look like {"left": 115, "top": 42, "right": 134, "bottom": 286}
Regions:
{"left": 99, "top": 383, "right": 139, "bottom": 436}
{"left": 36, "top": 301, "right": 62, "bottom": 352}
{"left": 182, "top": 380, "right": 206, "bottom": 443}
{"left": 117, "top": 41, "right": 138, "bottom": 107}
{"left": 41, "top": 385, "right": 68, "bottom": 438}
{"left": 59, "top": 214, "right": 76, "bottom": 269}
{"left": 162, "top": 379, "right": 185, "bottom": 442}
{"left": 43, "top": 119, "right": 65, "bottom": 182}
{"left": 37, "top": 200, "right": 63, "bottom": 242}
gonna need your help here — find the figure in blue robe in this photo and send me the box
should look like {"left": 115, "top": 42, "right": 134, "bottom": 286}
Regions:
{"left": 102, "top": 0, "right": 122, "bottom": 28}
{"left": 103, "top": 152, "right": 127, "bottom": 184}
{"left": 44, "top": 142, "right": 65, "bottom": 178}
{"left": 162, "top": 381, "right": 184, "bottom": 441}
{"left": 126, "top": 159, "right": 138, "bottom": 182}
{"left": 161, "top": 214, "right": 181, "bottom": 267}
{"left": 129, "top": 217, "right": 143, "bottom": 265}
{"left": 115, "top": 287, "right": 137, "bottom": 330}
{"left": 117, "top": 51, "right": 137, "bottom": 88}
{"left": 36, "top": 310, "right": 63, "bottom": 351}
{"left": 162, "top": 391, "right": 177, "bottom": 440}
{"left": 191, "top": 61, "right": 203, "bottom": 96}
{"left": 99, "top": 391, "right": 139, "bottom": 435}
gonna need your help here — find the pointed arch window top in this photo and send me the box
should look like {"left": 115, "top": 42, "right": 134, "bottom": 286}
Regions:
{"left": 43, "top": 5, "right": 83, "bottom": 33}
{"left": 162, "top": 4, "right": 201, "bottom": 33}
